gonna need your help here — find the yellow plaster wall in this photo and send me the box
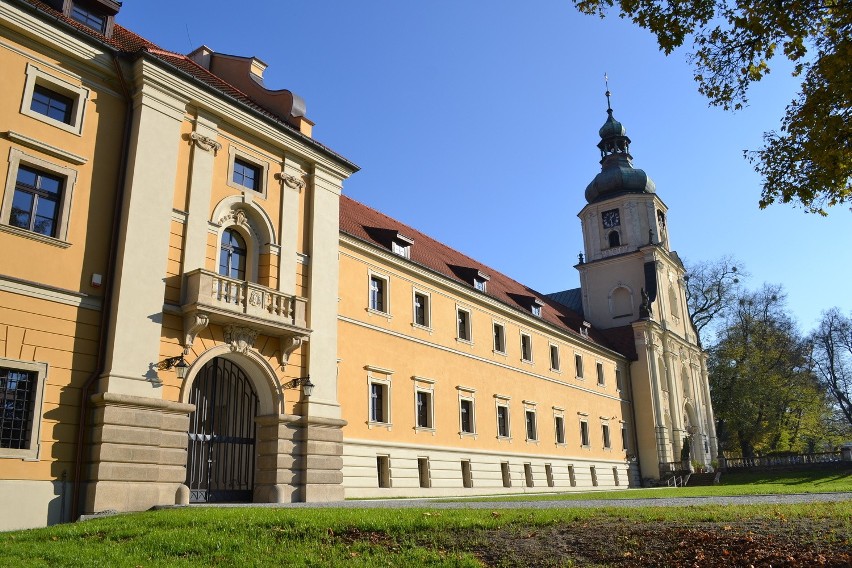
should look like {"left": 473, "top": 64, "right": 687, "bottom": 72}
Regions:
{"left": 337, "top": 243, "right": 632, "bottom": 462}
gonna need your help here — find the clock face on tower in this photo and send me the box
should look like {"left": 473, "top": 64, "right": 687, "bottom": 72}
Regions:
{"left": 602, "top": 209, "right": 620, "bottom": 228}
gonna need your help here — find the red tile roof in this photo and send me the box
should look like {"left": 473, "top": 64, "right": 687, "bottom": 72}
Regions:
{"left": 17, "top": 0, "right": 355, "bottom": 169}
{"left": 340, "top": 195, "right": 634, "bottom": 358}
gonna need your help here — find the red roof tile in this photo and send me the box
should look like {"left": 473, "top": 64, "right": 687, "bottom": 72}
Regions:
{"left": 340, "top": 195, "right": 633, "bottom": 357}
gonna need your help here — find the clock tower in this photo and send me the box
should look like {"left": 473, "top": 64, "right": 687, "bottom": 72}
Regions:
{"left": 575, "top": 93, "right": 718, "bottom": 481}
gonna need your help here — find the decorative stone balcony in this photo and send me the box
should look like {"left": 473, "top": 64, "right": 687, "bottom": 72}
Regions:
{"left": 180, "top": 269, "right": 310, "bottom": 367}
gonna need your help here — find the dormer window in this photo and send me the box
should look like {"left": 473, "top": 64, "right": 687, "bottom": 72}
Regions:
{"left": 472, "top": 270, "right": 490, "bottom": 292}
{"left": 390, "top": 232, "right": 414, "bottom": 259}
{"left": 51, "top": 1, "right": 121, "bottom": 38}
{"left": 531, "top": 299, "right": 544, "bottom": 317}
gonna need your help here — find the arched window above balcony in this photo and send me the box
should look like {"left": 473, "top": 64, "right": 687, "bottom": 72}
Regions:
{"left": 219, "top": 228, "right": 247, "bottom": 280}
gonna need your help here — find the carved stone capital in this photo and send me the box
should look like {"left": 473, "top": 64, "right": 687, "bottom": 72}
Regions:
{"left": 278, "top": 334, "right": 308, "bottom": 370}
{"left": 275, "top": 172, "right": 306, "bottom": 191}
{"left": 224, "top": 325, "right": 259, "bottom": 354}
{"left": 190, "top": 131, "right": 222, "bottom": 155}
{"left": 182, "top": 313, "right": 209, "bottom": 353}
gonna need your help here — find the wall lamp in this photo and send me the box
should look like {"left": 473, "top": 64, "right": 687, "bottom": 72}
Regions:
{"left": 157, "top": 354, "right": 189, "bottom": 379}
{"left": 283, "top": 376, "right": 314, "bottom": 398}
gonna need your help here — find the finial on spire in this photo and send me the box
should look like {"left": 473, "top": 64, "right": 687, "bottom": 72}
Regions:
{"left": 604, "top": 72, "right": 612, "bottom": 114}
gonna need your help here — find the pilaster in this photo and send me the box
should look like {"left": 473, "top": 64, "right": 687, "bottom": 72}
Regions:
{"left": 276, "top": 155, "right": 305, "bottom": 295}
{"left": 100, "top": 63, "right": 187, "bottom": 396}
{"left": 183, "top": 112, "right": 220, "bottom": 273}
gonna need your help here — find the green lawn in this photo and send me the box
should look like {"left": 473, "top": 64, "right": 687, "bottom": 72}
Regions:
{"left": 2, "top": 502, "right": 851, "bottom": 567}
{"left": 2, "top": 468, "right": 851, "bottom": 567}
{"left": 459, "top": 467, "right": 852, "bottom": 502}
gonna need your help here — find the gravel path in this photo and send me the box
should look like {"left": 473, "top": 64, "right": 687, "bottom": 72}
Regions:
{"left": 192, "top": 491, "right": 852, "bottom": 510}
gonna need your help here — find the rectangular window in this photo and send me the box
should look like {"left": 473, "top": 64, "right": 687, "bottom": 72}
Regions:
{"left": 525, "top": 409, "right": 537, "bottom": 441}
{"left": 575, "top": 354, "right": 584, "bottom": 379}
{"left": 30, "top": 85, "right": 73, "bottom": 124}
{"left": 621, "top": 425, "right": 629, "bottom": 451}
{"left": 597, "top": 362, "right": 605, "bottom": 386}
{"left": 413, "top": 292, "right": 429, "bottom": 327}
{"left": 71, "top": 4, "right": 107, "bottom": 32}
{"left": 616, "top": 368, "right": 623, "bottom": 391}
{"left": 493, "top": 323, "right": 505, "bottom": 353}
{"left": 232, "top": 157, "right": 260, "bottom": 191}
{"left": 9, "top": 165, "right": 63, "bottom": 237}
{"left": 496, "top": 404, "right": 510, "bottom": 438}
{"left": 580, "top": 420, "right": 590, "bottom": 447}
{"left": 523, "top": 463, "right": 534, "bottom": 487}
{"left": 549, "top": 344, "right": 560, "bottom": 371}
{"left": 416, "top": 390, "right": 432, "bottom": 429}
{"left": 418, "top": 457, "right": 431, "bottom": 488}
{"left": 567, "top": 465, "right": 576, "bottom": 487}
{"left": 369, "top": 275, "right": 387, "bottom": 312}
{"left": 554, "top": 415, "right": 565, "bottom": 444}
{"left": 457, "top": 308, "right": 471, "bottom": 341}
{"left": 377, "top": 455, "right": 391, "bottom": 488}
{"left": 391, "top": 241, "right": 410, "bottom": 258}
{"left": 369, "top": 382, "right": 388, "bottom": 423}
{"left": 461, "top": 460, "right": 473, "bottom": 488}
{"left": 460, "top": 398, "right": 475, "bottom": 434}
{"left": 0, "top": 367, "right": 37, "bottom": 451}
{"left": 473, "top": 278, "right": 487, "bottom": 292}
{"left": 531, "top": 304, "right": 542, "bottom": 317}
{"left": 545, "top": 464, "right": 555, "bottom": 488}
{"left": 501, "top": 462, "right": 511, "bottom": 488}
{"left": 520, "top": 333, "right": 532, "bottom": 362}
{"left": 602, "top": 424, "right": 611, "bottom": 449}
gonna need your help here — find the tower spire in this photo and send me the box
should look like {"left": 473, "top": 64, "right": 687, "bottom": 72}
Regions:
{"left": 604, "top": 72, "right": 612, "bottom": 114}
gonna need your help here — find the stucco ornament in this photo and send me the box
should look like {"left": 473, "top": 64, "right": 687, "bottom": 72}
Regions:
{"left": 278, "top": 335, "right": 307, "bottom": 369}
{"left": 182, "top": 313, "right": 209, "bottom": 353}
{"left": 224, "top": 325, "right": 259, "bottom": 354}
{"left": 189, "top": 131, "right": 221, "bottom": 155}
{"left": 276, "top": 172, "right": 306, "bottom": 191}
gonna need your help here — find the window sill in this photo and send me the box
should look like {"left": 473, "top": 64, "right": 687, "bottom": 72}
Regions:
{"left": 525, "top": 439, "right": 540, "bottom": 445}
{"left": 367, "top": 421, "right": 392, "bottom": 431}
{"left": 550, "top": 368, "right": 562, "bottom": 374}
{"left": 576, "top": 376, "right": 585, "bottom": 381}
{"left": 520, "top": 358, "right": 533, "bottom": 365}
{"left": 597, "top": 382, "right": 606, "bottom": 388}
{"left": 496, "top": 435, "right": 512, "bottom": 442}
{"left": 493, "top": 349, "right": 507, "bottom": 357}
{"left": 456, "top": 338, "right": 474, "bottom": 346}
{"left": 414, "top": 426, "right": 436, "bottom": 435}
{"left": 0, "top": 224, "right": 71, "bottom": 248}
{"left": 459, "top": 431, "right": 477, "bottom": 439}
{"left": 366, "top": 307, "right": 392, "bottom": 320}
{"left": 555, "top": 442, "right": 567, "bottom": 448}
{"left": 580, "top": 444, "right": 591, "bottom": 450}
{"left": 411, "top": 322, "right": 432, "bottom": 333}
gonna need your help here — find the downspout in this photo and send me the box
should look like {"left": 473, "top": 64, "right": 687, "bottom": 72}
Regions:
{"left": 70, "top": 52, "right": 134, "bottom": 520}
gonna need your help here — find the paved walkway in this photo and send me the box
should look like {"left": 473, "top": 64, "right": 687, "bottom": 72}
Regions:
{"left": 192, "top": 491, "right": 852, "bottom": 510}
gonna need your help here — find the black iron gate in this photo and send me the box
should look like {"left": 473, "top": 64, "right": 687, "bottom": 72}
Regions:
{"left": 186, "top": 357, "right": 258, "bottom": 503}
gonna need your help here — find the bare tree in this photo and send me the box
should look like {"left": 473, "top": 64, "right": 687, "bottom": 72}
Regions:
{"left": 811, "top": 309, "right": 852, "bottom": 427}
{"left": 684, "top": 256, "right": 747, "bottom": 347}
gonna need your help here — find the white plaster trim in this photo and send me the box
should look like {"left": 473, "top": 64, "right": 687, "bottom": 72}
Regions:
{"left": 20, "top": 63, "right": 89, "bottom": 136}
{"left": 5, "top": 131, "right": 87, "bottom": 164}
{"left": 365, "top": 364, "right": 394, "bottom": 376}
{"left": 0, "top": 274, "right": 101, "bottom": 310}
{"left": 412, "top": 375, "right": 436, "bottom": 384}
{"left": 171, "top": 209, "right": 188, "bottom": 224}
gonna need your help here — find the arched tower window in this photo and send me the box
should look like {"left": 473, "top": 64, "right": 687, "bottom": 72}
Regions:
{"left": 608, "top": 230, "right": 620, "bottom": 247}
{"left": 219, "top": 228, "right": 247, "bottom": 280}
{"left": 611, "top": 286, "right": 632, "bottom": 318}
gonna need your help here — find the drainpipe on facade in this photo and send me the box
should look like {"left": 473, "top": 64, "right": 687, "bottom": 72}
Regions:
{"left": 69, "top": 52, "right": 134, "bottom": 521}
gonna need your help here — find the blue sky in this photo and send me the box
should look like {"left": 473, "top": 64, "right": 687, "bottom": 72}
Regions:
{"left": 120, "top": 1, "right": 850, "bottom": 333}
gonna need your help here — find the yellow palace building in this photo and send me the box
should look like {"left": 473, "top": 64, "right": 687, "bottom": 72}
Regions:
{"left": 0, "top": 0, "right": 716, "bottom": 530}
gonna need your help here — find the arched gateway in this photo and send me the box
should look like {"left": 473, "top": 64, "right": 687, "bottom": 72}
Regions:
{"left": 186, "top": 357, "right": 259, "bottom": 503}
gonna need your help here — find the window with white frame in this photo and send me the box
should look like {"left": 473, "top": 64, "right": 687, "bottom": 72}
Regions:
{"left": 0, "top": 359, "right": 47, "bottom": 460}
{"left": 227, "top": 145, "right": 269, "bottom": 199}
{"left": 369, "top": 274, "right": 388, "bottom": 313}
{"left": 457, "top": 307, "right": 472, "bottom": 342}
{"left": 524, "top": 406, "right": 538, "bottom": 442}
{"left": 413, "top": 290, "right": 430, "bottom": 328}
{"left": 520, "top": 333, "right": 533, "bottom": 362}
{"left": 20, "top": 64, "right": 89, "bottom": 135}
{"left": 549, "top": 344, "right": 560, "bottom": 371}
{"left": 367, "top": 371, "right": 392, "bottom": 426}
{"left": 459, "top": 388, "right": 476, "bottom": 434}
{"left": 579, "top": 417, "right": 590, "bottom": 447}
{"left": 473, "top": 276, "right": 487, "bottom": 292}
{"left": 415, "top": 388, "right": 433, "bottom": 429}
{"left": 391, "top": 233, "right": 413, "bottom": 258}
{"left": 554, "top": 414, "right": 566, "bottom": 445}
{"left": 575, "top": 354, "right": 584, "bottom": 379}
{"left": 1, "top": 149, "right": 78, "bottom": 244}
{"left": 596, "top": 362, "right": 605, "bottom": 386}
{"left": 495, "top": 396, "right": 511, "bottom": 439}
{"left": 602, "top": 423, "right": 612, "bottom": 449}
{"left": 493, "top": 322, "right": 506, "bottom": 353}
